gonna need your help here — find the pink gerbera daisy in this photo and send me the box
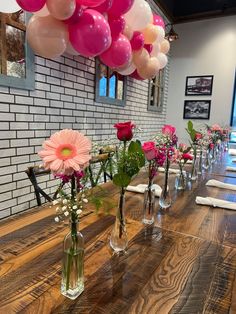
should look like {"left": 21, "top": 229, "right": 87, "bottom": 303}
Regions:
{"left": 38, "top": 129, "right": 91, "bottom": 175}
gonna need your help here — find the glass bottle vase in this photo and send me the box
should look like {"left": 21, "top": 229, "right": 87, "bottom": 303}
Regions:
{"left": 61, "top": 220, "right": 84, "bottom": 300}
{"left": 189, "top": 155, "right": 198, "bottom": 181}
{"left": 197, "top": 150, "right": 203, "bottom": 174}
{"left": 109, "top": 189, "right": 128, "bottom": 253}
{"left": 175, "top": 171, "right": 186, "bottom": 190}
{"left": 142, "top": 184, "right": 155, "bottom": 224}
{"left": 159, "top": 159, "right": 171, "bottom": 209}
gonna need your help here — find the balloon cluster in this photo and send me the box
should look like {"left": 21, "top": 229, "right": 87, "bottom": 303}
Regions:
{"left": 3, "top": 0, "right": 170, "bottom": 80}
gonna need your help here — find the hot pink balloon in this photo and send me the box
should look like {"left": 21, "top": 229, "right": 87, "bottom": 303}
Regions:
{"left": 77, "top": 0, "right": 106, "bottom": 7}
{"left": 69, "top": 9, "right": 111, "bottom": 57}
{"left": 100, "top": 34, "right": 132, "bottom": 68}
{"left": 64, "top": 0, "right": 83, "bottom": 24}
{"left": 130, "top": 31, "right": 144, "bottom": 51}
{"left": 16, "top": 0, "right": 46, "bottom": 12}
{"left": 94, "top": 0, "right": 113, "bottom": 13}
{"left": 153, "top": 14, "right": 165, "bottom": 29}
{"left": 108, "top": 0, "right": 134, "bottom": 17}
{"left": 144, "top": 44, "right": 153, "bottom": 54}
{"left": 130, "top": 69, "right": 144, "bottom": 80}
{"left": 109, "top": 16, "right": 125, "bottom": 39}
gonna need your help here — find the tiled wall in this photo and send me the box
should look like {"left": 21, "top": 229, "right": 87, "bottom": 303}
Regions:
{"left": 0, "top": 1, "right": 169, "bottom": 219}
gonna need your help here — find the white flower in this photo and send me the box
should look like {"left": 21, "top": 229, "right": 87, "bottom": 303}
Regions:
{"left": 64, "top": 211, "right": 69, "bottom": 217}
{"left": 54, "top": 217, "right": 59, "bottom": 223}
{"left": 76, "top": 209, "right": 82, "bottom": 215}
{"left": 62, "top": 206, "right": 67, "bottom": 211}
{"left": 62, "top": 199, "right": 68, "bottom": 204}
{"left": 55, "top": 207, "right": 60, "bottom": 212}
{"left": 72, "top": 205, "right": 77, "bottom": 210}
{"left": 52, "top": 200, "right": 59, "bottom": 205}
{"left": 83, "top": 198, "right": 88, "bottom": 203}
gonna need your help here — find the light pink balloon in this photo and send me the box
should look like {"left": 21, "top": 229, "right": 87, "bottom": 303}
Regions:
{"left": 137, "top": 57, "right": 160, "bottom": 79}
{"left": 130, "top": 69, "right": 144, "bottom": 80}
{"left": 16, "top": 0, "right": 46, "bottom": 12}
{"left": 64, "top": 0, "right": 83, "bottom": 24}
{"left": 100, "top": 34, "right": 132, "bottom": 68}
{"left": 35, "top": 4, "right": 50, "bottom": 17}
{"left": 130, "top": 31, "right": 144, "bottom": 51}
{"left": 160, "top": 39, "right": 170, "bottom": 54}
{"left": 157, "top": 52, "right": 168, "bottom": 69}
{"left": 109, "top": 16, "right": 125, "bottom": 39}
{"left": 69, "top": 9, "right": 111, "bottom": 57}
{"left": 47, "top": 0, "right": 76, "bottom": 20}
{"left": 77, "top": 0, "right": 106, "bottom": 7}
{"left": 27, "top": 15, "right": 68, "bottom": 58}
{"left": 153, "top": 14, "right": 165, "bottom": 29}
{"left": 117, "top": 62, "right": 136, "bottom": 75}
{"left": 108, "top": 0, "right": 134, "bottom": 17}
{"left": 94, "top": 0, "right": 113, "bottom": 13}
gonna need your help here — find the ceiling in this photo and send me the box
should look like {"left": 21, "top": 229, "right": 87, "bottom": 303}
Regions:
{"left": 156, "top": 0, "right": 236, "bottom": 23}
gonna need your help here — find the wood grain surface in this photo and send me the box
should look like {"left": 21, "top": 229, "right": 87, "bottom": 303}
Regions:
{"left": 0, "top": 152, "right": 235, "bottom": 314}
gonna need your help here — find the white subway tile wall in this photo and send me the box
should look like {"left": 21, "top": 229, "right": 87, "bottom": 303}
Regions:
{"left": 0, "top": 1, "right": 169, "bottom": 219}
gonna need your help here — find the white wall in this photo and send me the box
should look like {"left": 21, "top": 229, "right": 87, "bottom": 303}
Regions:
{"left": 166, "top": 16, "right": 236, "bottom": 142}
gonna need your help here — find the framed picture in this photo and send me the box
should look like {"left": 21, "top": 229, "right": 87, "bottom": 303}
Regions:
{"left": 185, "top": 75, "right": 213, "bottom": 96}
{"left": 183, "top": 100, "right": 211, "bottom": 120}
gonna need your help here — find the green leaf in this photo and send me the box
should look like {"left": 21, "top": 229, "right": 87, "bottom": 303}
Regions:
{"left": 113, "top": 172, "right": 131, "bottom": 187}
{"left": 128, "top": 141, "right": 140, "bottom": 153}
{"left": 188, "top": 120, "right": 193, "bottom": 131}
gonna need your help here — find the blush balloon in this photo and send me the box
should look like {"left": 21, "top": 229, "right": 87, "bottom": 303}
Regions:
{"left": 69, "top": 9, "right": 111, "bottom": 57}
{"left": 64, "top": 1, "right": 83, "bottom": 24}
{"left": 117, "top": 62, "right": 136, "bottom": 75}
{"left": 16, "top": 0, "right": 46, "bottom": 12}
{"left": 124, "top": 0, "right": 152, "bottom": 31}
{"left": 153, "top": 14, "right": 165, "bottom": 29}
{"left": 130, "top": 69, "right": 144, "bottom": 80}
{"left": 109, "top": 16, "right": 125, "bottom": 39}
{"left": 130, "top": 31, "right": 144, "bottom": 51}
{"left": 133, "top": 48, "right": 149, "bottom": 67}
{"left": 94, "top": 0, "right": 113, "bottom": 13}
{"left": 100, "top": 34, "right": 132, "bottom": 68}
{"left": 35, "top": 4, "right": 50, "bottom": 17}
{"left": 137, "top": 57, "right": 160, "bottom": 80}
{"left": 47, "top": 0, "right": 76, "bottom": 20}
{"left": 108, "top": 0, "right": 134, "bottom": 17}
{"left": 160, "top": 39, "right": 170, "bottom": 54}
{"left": 157, "top": 52, "right": 168, "bottom": 69}
{"left": 123, "top": 24, "right": 133, "bottom": 40}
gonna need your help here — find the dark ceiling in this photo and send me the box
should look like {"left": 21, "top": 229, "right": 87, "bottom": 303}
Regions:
{"left": 156, "top": 0, "right": 236, "bottom": 23}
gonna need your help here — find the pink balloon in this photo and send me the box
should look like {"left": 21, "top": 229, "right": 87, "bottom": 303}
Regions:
{"left": 69, "top": 9, "right": 111, "bottom": 57}
{"left": 16, "top": 0, "right": 46, "bottom": 12}
{"left": 108, "top": 0, "right": 134, "bottom": 17}
{"left": 100, "top": 34, "right": 132, "bottom": 68}
{"left": 64, "top": 0, "right": 83, "bottom": 24}
{"left": 77, "top": 0, "right": 106, "bottom": 7}
{"left": 109, "top": 16, "right": 125, "bottom": 39}
{"left": 130, "top": 31, "right": 144, "bottom": 51}
{"left": 130, "top": 69, "right": 144, "bottom": 80}
{"left": 153, "top": 14, "right": 165, "bottom": 29}
{"left": 144, "top": 44, "right": 153, "bottom": 54}
{"left": 94, "top": 0, "right": 113, "bottom": 13}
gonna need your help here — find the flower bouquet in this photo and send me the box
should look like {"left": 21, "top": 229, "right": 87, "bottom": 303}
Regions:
{"left": 173, "top": 144, "right": 192, "bottom": 190}
{"left": 141, "top": 141, "right": 165, "bottom": 223}
{"left": 110, "top": 121, "right": 145, "bottom": 253}
{"left": 38, "top": 129, "right": 91, "bottom": 300}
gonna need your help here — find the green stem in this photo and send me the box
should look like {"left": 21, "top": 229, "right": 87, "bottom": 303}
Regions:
{"left": 164, "top": 157, "right": 169, "bottom": 198}
{"left": 148, "top": 162, "right": 152, "bottom": 214}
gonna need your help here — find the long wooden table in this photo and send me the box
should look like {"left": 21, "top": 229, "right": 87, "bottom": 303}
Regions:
{"left": 0, "top": 153, "right": 236, "bottom": 313}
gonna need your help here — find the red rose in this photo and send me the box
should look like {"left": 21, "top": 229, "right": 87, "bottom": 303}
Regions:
{"left": 195, "top": 133, "right": 202, "bottom": 140}
{"left": 162, "top": 124, "right": 176, "bottom": 136}
{"left": 209, "top": 143, "right": 214, "bottom": 149}
{"left": 182, "top": 153, "right": 193, "bottom": 160}
{"left": 114, "top": 121, "right": 135, "bottom": 141}
{"left": 142, "top": 141, "right": 157, "bottom": 160}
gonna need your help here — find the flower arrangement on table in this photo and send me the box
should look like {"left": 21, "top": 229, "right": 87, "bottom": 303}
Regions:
{"left": 110, "top": 121, "right": 145, "bottom": 252}
{"left": 207, "top": 124, "right": 230, "bottom": 154}
{"left": 38, "top": 129, "right": 92, "bottom": 300}
{"left": 154, "top": 124, "right": 178, "bottom": 209}
{"left": 172, "top": 143, "right": 192, "bottom": 190}
{"left": 141, "top": 141, "right": 166, "bottom": 223}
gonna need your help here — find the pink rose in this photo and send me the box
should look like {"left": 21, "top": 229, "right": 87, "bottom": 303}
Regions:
{"left": 209, "top": 143, "right": 214, "bottom": 149}
{"left": 114, "top": 121, "right": 135, "bottom": 141}
{"left": 142, "top": 141, "right": 157, "bottom": 160}
{"left": 182, "top": 153, "right": 193, "bottom": 160}
{"left": 195, "top": 133, "right": 202, "bottom": 140}
{"left": 162, "top": 124, "right": 176, "bottom": 136}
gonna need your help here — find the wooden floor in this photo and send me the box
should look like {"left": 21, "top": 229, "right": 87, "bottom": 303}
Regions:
{"left": 0, "top": 153, "right": 236, "bottom": 314}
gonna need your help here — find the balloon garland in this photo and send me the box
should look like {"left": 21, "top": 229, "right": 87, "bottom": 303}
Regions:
{"left": 1, "top": 0, "right": 170, "bottom": 80}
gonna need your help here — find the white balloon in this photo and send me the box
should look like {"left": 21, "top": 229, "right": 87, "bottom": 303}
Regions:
{"left": 124, "top": 0, "right": 152, "bottom": 31}
{"left": 118, "top": 62, "right": 136, "bottom": 76}
{"left": 150, "top": 40, "right": 160, "bottom": 57}
{"left": 35, "top": 4, "right": 50, "bottom": 17}
{"left": 157, "top": 52, "right": 168, "bottom": 69}
{"left": 156, "top": 26, "right": 165, "bottom": 43}
{"left": 0, "top": 0, "right": 21, "bottom": 13}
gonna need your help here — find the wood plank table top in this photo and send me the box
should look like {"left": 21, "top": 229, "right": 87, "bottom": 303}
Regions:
{"left": 0, "top": 154, "right": 236, "bottom": 314}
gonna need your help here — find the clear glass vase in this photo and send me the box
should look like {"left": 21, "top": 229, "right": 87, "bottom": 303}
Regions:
{"left": 61, "top": 220, "right": 84, "bottom": 300}
{"left": 203, "top": 150, "right": 211, "bottom": 170}
{"left": 197, "top": 150, "right": 203, "bottom": 174}
{"left": 189, "top": 155, "right": 198, "bottom": 181}
{"left": 159, "top": 159, "right": 171, "bottom": 209}
{"left": 110, "top": 189, "right": 128, "bottom": 253}
{"left": 175, "top": 171, "right": 186, "bottom": 190}
{"left": 142, "top": 184, "right": 155, "bottom": 224}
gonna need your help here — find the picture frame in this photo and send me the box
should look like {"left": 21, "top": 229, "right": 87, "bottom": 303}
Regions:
{"left": 185, "top": 75, "right": 214, "bottom": 96}
{"left": 183, "top": 100, "right": 211, "bottom": 120}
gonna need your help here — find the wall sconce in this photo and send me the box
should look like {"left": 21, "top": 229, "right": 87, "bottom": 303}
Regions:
{"left": 165, "top": 24, "right": 179, "bottom": 42}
